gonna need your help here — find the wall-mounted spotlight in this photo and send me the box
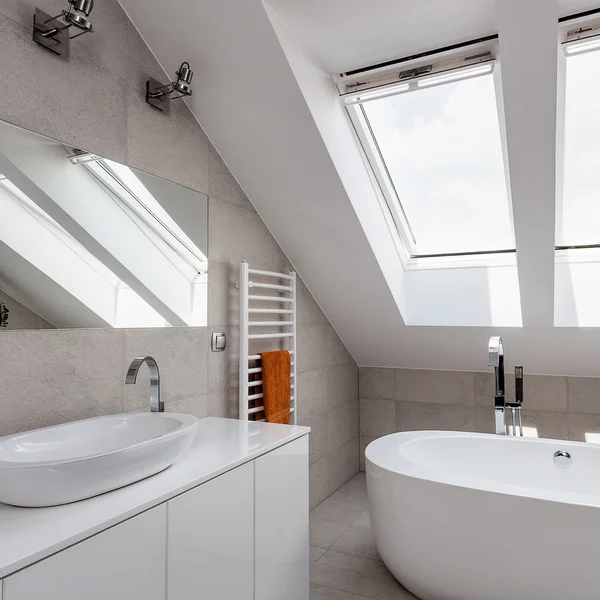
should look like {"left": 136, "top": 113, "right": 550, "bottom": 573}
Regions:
{"left": 33, "top": 0, "right": 94, "bottom": 57}
{"left": 146, "top": 62, "right": 194, "bottom": 114}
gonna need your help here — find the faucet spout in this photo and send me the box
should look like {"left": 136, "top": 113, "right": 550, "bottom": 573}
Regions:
{"left": 125, "top": 355, "right": 163, "bottom": 413}
{"left": 488, "top": 336, "right": 506, "bottom": 435}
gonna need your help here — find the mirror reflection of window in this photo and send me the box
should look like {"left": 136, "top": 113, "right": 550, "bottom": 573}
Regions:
{"left": 0, "top": 121, "right": 208, "bottom": 330}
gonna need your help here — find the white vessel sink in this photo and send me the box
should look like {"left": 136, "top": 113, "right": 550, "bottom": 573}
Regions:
{"left": 0, "top": 413, "right": 198, "bottom": 507}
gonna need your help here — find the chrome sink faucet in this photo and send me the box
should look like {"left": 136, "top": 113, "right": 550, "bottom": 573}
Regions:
{"left": 125, "top": 356, "right": 163, "bottom": 413}
{"left": 488, "top": 336, "right": 506, "bottom": 435}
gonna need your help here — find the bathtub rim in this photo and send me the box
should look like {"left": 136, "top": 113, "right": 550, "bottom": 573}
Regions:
{"left": 365, "top": 430, "right": 600, "bottom": 510}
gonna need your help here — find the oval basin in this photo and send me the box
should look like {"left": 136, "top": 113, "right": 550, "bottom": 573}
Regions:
{"left": 0, "top": 412, "right": 198, "bottom": 507}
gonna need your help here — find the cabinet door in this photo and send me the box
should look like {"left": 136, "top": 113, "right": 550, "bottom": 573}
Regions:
{"left": 167, "top": 462, "right": 254, "bottom": 600}
{"left": 255, "top": 435, "right": 309, "bottom": 600}
{"left": 4, "top": 505, "right": 166, "bottom": 600}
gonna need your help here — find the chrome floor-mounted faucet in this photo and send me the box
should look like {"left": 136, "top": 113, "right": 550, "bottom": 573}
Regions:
{"left": 125, "top": 355, "right": 163, "bottom": 412}
{"left": 488, "top": 336, "right": 506, "bottom": 435}
{"left": 507, "top": 366, "right": 524, "bottom": 436}
{"left": 487, "top": 337, "right": 524, "bottom": 436}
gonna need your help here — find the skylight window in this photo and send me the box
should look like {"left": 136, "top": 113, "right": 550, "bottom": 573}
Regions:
{"left": 339, "top": 53, "right": 515, "bottom": 259}
{"left": 558, "top": 37, "right": 600, "bottom": 248}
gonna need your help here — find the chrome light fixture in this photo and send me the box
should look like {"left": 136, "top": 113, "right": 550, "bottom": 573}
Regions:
{"left": 146, "top": 62, "right": 194, "bottom": 114}
{"left": 33, "top": 0, "right": 94, "bottom": 56}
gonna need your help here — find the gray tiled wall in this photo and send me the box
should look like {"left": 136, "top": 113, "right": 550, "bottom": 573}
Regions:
{"left": 0, "top": 0, "right": 359, "bottom": 507}
{"left": 359, "top": 367, "right": 600, "bottom": 470}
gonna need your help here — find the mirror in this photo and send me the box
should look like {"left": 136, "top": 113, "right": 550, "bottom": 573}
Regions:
{"left": 0, "top": 120, "right": 208, "bottom": 330}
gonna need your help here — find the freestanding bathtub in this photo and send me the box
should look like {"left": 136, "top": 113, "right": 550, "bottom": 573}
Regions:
{"left": 366, "top": 431, "right": 600, "bottom": 600}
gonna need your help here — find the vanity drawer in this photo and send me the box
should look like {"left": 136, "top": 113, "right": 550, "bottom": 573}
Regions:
{"left": 3, "top": 505, "right": 166, "bottom": 600}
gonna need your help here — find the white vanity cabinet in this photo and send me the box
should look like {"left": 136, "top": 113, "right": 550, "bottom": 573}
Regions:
{"left": 255, "top": 436, "right": 309, "bottom": 600}
{"left": 167, "top": 461, "right": 255, "bottom": 600}
{"left": 3, "top": 505, "right": 167, "bottom": 600}
{"left": 0, "top": 420, "right": 310, "bottom": 600}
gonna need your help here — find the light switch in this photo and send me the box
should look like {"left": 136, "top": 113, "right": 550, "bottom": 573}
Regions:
{"left": 211, "top": 332, "right": 227, "bottom": 352}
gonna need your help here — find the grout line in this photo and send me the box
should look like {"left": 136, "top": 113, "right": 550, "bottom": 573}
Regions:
{"left": 310, "top": 581, "right": 382, "bottom": 600}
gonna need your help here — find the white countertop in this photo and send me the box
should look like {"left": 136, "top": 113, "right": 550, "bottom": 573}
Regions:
{"left": 0, "top": 417, "right": 310, "bottom": 579}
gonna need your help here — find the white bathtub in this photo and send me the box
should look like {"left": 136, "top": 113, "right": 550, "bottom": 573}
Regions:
{"left": 366, "top": 431, "right": 600, "bottom": 600}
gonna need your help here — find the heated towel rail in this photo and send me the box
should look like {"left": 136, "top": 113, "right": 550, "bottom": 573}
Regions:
{"left": 239, "top": 261, "right": 297, "bottom": 424}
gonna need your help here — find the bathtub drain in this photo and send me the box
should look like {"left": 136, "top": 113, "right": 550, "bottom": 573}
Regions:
{"left": 553, "top": 450, "right": 572, "bottom": 468}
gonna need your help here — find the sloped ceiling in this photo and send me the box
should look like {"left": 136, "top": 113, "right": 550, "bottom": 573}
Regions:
{"left": 118, "top": 0, "right": 600, "bottom": 376}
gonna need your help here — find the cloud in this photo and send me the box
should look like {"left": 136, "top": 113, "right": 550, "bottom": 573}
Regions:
{"left": 363, "top": 73, "right": 513, "bottom": 254}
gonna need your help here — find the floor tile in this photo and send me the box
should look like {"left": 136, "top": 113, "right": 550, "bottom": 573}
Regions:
{"left": 310, "top": 582, "right": 377, "bottom": 600}
{"left": 311, "top": 550, "right": 417, "bottom": 600}
{"left": 310, "top": 546, "right": 328, "bottom": 567}
{"left": 328, "top": 485, "right": 368, "bottom": 508}
{"left": 331, "top": 526, "right": 379, "bottom": 560}
{"left": 352, "top": 509, "right": 371, "bottom": 530}
{"left": 311, "top": 497, "right": 366, "bottom": 526}
{"left": 340, "top": 472, "right": 367, "bottom": 491}
{"left": 310, "top": 518, "right": 349, "bottom": 548}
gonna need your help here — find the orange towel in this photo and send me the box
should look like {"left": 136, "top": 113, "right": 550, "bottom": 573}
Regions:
{"left": 258, "top": 350, "right": 291, "bottom": 425}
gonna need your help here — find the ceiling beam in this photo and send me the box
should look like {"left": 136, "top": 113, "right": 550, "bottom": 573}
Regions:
{"left": 496, "top": 0, "right": 559, "bottom": 326}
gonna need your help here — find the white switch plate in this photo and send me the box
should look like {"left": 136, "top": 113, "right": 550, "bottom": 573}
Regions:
{"left": 211, "top": 332, "right": 227, "bottom": 352}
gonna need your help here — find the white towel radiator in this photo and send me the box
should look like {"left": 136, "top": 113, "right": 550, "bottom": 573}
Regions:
{"left": 239, "top": 261, "right": 297, "bottom": 424}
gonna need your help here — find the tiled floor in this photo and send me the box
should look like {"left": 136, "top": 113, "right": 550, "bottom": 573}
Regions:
{"left": 309, "top": 473, "right": 417, "bottom": 600}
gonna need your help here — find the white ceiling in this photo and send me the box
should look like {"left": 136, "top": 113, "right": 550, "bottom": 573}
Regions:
{"left": 267, "top": 0, "right": 600, "bottom": 74}
{"left": 267, "top": 0, "right": 498, "bottom": 73}
{"left": 118, "top": 0, "right": 600, "bottom": 376}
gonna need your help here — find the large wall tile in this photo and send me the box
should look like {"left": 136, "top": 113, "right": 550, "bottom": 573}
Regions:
{"left": 327, "top": 405, "right": 359, "bottom": 452}
{"left": 0, "top": 15, "right": 127, "bottom": 162}
{"left": 297, "top": 367, "right": 327, "bottom": 420}
{"left": 568, "top": 412, "right": 600, "bottom": 442}
{"left": 519, "top": 375, "right": 567, "bottom": 412}
{"left": 396, "top": 369, "right": 475, "bottom": 406}
{"left": 71, "top": 0, "right": 129, "bottom": 82}
{"left": 303, "top": 412, "right": 329, "bottom": 465}
{"left": 208, "top": 143, "right": 252, "bottom": 208}
{"left": 359, "top": 436, "right": 376, "bottom": 471}
{"left": 395, "top": 400, "right": 475, "bottom": 432}
{"left": 126, "top": 20, "right": 167, "bottom": 92}
{"left": 568, "top": 377, "right": 600, "bottom": 415}
{"left": 359, "top": 399, "right": 395, "bottom": 438}
{"left": 474, "top": 372, "right": 497, "bottom": 407}
{"left": 207, "top": 325, "right": 239, "bottom": 393}
{"left": 519, "top": 409, "right": 568, "bottom": 441}
{"left": 296, "top": 276, "right": 328, "bottom": 326}
{"left": 0, "top": 329, "right": 123, "bottom": 436}
{"left": 126, "top": 86, "right": 208, "bottom": 192}
{"left": 476, "top": 371, "right": 567, "bottom": 412}
{"left": 310, "top": 456, "right": 332, "bottom": 510}
{"left": 207, "top": 387, "right": 239, "bottom": 419}
{"left": 327, "top": 362, "right": 358, "bottom": 409}
{"left": 297, "top": 324, "right": 327, "bottom": 373}
{"left": 359, "top": 367, "right": 395, "bottom": 400}
{"left": 328, "top": 437, "right": 359, "bottom": 493}
{"left": 208, "top": 260, "right": 239, "bottom": 328}
{"left": 475, "top": 406, "right": 495, "bottom": 434}
{"left": 165, "top": 394, "right": 208, "bottom": 419}
{"left": 0, "top": 0, "right": 128, "bottom": 82}
{"left": 208, "top": 198, "right": 288, "bottom": 271}
{"left": 327, "top": 325, "right": 353, "bottom": 366}
{"left": 122, "top": 327, "right": 208, "bottom": 411}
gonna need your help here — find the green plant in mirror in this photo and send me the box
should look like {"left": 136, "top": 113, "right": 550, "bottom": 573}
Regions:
{"left": 0, "top": 302, "right": 8, "bottom": 328}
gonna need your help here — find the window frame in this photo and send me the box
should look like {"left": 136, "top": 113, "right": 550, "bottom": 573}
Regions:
{"left": 336, "top": 41, "right": 518, "bottom": 267}
{"left": 556, "top": 16, "right": 600, "bottom": 254}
